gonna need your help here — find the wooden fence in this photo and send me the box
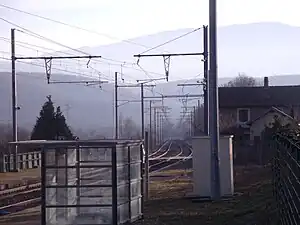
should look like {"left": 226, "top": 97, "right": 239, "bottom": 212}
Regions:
{"left": 0, "top": 151, "right": 41, "bottom": 172}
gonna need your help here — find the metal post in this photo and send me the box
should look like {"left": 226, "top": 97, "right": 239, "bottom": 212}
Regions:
{"left": 203, "top": 25, "right": 209, "bottom": 135}
{"left": 153, "top": 108, "right": 157, "bottom": 147}
{"left": 141, "top": 83, "right": 145, "bottom": 139}
{"left": 11, "top": 28, "right": 18, "bottom": 172}
{"left": 159, "top": 115, "right": 162, "bottom": 144}
{"left": 193, "top": 106, "right": 196, "bottom": 136}
{"left": 144, "top": 131, "right": 149, "bottom": 200}
{"left": 127, "top": 146, "right": 132, "bottom": 220}
{"left": 114, "top": 72, "right": 118, "bottom": 139}
{"left": 111, "top": 146, "right": 118, "bottom": 225}
{"left": 139, "top": 143, "right": 145, "bottom": 218}
{"left": 75, "top": 143, "right": 80, "bottom": 216}
{"left": 158, "top": 114, "right": 160, "bottom": 145}
{"left": 209, "top": 0, "right": 221, "bottom": 200}
{"left": 149, "top": 101, "right": 152, "bottom": 151}
{"left": 156, "top": 112, "right": 159, "bottom": 146}
{"left": 40, "top": 147, "right": 46, "bottom": 225}
{"left": 189, "top": 115, "right": 192, "bottom": 136}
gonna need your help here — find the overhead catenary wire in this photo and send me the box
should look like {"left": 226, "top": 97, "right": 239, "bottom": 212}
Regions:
{"left": 0, "top": 3, "right": 202, "bottom": 62}
{"left": 0, "top": 56, "right": 144, "bottom": 102}
{"left": 0, "top": 3, "right": 155, "bottom": 49}
{"left": 0, "top": 46, "right": 162, "bottom": 97}
{"left": 1, "top": 48, "right": 161, "bottom": 97}
{"left": 0, "top": 19, "right": 167, "bottom": 79}
{"left": 0, "top": 17, "right": 200, "bottom": 81}
{"left": 0, "top": 17, "right": 90, "bottom": 56}
{"left": 0, "top": 17, "right": 193, "bottom": 144}
{"left": 0, "top": 36, "right": 142, "bottom": 81}
{"left": 138, "top": 27, "right": 202, "bottom": 55}
{"left": 0, "top": 16, "right": 200, "bottom": 123}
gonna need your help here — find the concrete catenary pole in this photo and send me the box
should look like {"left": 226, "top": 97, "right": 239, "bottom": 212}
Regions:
{"left": 209, "top": 0, "right": 221, "bottom": 200}
{"left": 11, "top": 28, "right": 18, "bottom": 171}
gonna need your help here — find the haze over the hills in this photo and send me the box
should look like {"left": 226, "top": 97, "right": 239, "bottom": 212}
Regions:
{"left": 1, "top": 22, "right": 300, "bottom": 81}
{"left": 1, "top": 22, "right": 300, "bottom": 135}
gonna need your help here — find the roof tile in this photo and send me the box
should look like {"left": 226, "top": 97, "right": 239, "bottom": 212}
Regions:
{"left": 219, "top": 85, "right": 300, "bottom": 107}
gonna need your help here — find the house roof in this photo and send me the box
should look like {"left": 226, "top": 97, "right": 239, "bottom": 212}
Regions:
{"left": 249, "top": 106, "right": 296, "bottom": 125}
{"left": 219, "top": 85, "right": 300, "bottom": 108}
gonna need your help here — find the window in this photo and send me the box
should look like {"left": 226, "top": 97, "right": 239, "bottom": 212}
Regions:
{"left": 237, "top": 108, "right": 250, "bottom": 123}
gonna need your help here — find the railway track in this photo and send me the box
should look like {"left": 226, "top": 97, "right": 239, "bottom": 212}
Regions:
{"left": 0, "top": 184, "right": 41, "bottom": 215}
{"left": 149, "top": 140, "right": 193, "bottom": 174}
{"left": 149, "top": 140, "right": 172, "bottom": 159}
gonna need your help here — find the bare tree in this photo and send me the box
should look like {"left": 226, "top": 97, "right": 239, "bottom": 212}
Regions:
{"left": 223, "top": 73, "right": 260, "bottom": 87}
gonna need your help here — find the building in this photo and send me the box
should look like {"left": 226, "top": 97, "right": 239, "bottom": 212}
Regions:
{"left": 219, "top": 77, "right": 300, "bottom": 141}
{"left": 248, "top": 106, "right": 299, "bottom": 141}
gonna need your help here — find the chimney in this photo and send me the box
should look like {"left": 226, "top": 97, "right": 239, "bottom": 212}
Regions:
{"left": 264, "top": 77, "right": 269, "bottom": 87}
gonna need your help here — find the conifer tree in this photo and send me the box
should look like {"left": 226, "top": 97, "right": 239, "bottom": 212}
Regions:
{"left": 55, "top": 106, "right": 73, "bottom": 140}
{"left": 31, "top": 96, "right": 74, "bottom": 140}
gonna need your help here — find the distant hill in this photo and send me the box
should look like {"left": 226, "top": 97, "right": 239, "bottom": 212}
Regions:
{"left": 1, "top": 22, "right": 300, "bottom": 81}
{"left": 1, "top": 71, "right": 300, "bottom": 135}
{"left": 1, "top": 22, "right": 300, "bottom": 134}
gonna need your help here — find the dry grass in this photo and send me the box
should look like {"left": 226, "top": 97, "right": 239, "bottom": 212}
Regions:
{"left": 151, "top": 169, "right": 192, "bottom": 177}
{"left": 0, "top": 166, "right": 278, "bottom": 225}
{"left": 135, "top": 165, "right": 278, "bottom": 225}
{"left": 0, "top": 168, "right": 40, "bottom": 188}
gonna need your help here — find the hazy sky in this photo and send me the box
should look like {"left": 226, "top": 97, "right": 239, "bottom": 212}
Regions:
{"left": 0, "top": 0, "right": 299, "bottom": 52}
{"left": 0, "top": 0, "right": 300, "bottom": 82}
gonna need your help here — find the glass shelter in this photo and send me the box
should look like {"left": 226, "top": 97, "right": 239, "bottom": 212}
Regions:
{"left": 12, "top": 139, "right": 144, "bottom": 225}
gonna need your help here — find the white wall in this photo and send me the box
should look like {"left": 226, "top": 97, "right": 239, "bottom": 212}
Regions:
{"left": 250, "top": 112, "right": 293, "bottom": 140}
{"left": 191, "top": 136, "right": 234, "bottom": 198}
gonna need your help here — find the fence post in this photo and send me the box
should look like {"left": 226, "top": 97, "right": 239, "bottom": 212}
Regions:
{"left": 0, "top": 152, "right": 4, "bottom": 172}
{"left": 144, "top": 131, "right": 149, "bottom": 201}
{"left": 20, "top": 154, "right": 24, "bottom": 170}
{"left": 28, "top": 153, "right": 33, "bottom": 169}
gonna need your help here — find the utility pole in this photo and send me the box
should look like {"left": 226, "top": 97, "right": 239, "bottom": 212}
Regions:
{"left": 115, "top": 81, "right": 156, "bottom": 139}
{"left": 11, "top": 28, "right": 18, "bottom": 172}
{"left": 141, "top": 83, "right": 145, "bottom": 139}
{"left": 153, "top": 107, "right": 157, "bottom": 147}
{"left": 203, "top": 25, "right": 209, "bottom": 135}
{"left": 209, "top": 0, "right": 221, "bottom": 200}
{"left": 154, "top": 108, "right": 170, "bottom": 145}
{"left": 149, "top": 100, "right": 152, "bottom": 149}
{"left": 10, "top": 27, "right": 103, "bottom": 171}
{"left": 160, "top": 115, "right": 163, "bottom": 144}
{"left": 180, "top": 109, "right": 194, "bottom": 137}
{"left": 118, "top": 99, "right": 162, "bottom": 147}
{"left": 175, "top": 26, "right": 209, "bottom": 135}
{"left": 115, "top": 72, "right": 118, "bottom": 139}
{"left": 148, "top": 100, "right": 163, "bottom": 150}
{"left": 144, "top": 131, "right": 149, "bottom": 200}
